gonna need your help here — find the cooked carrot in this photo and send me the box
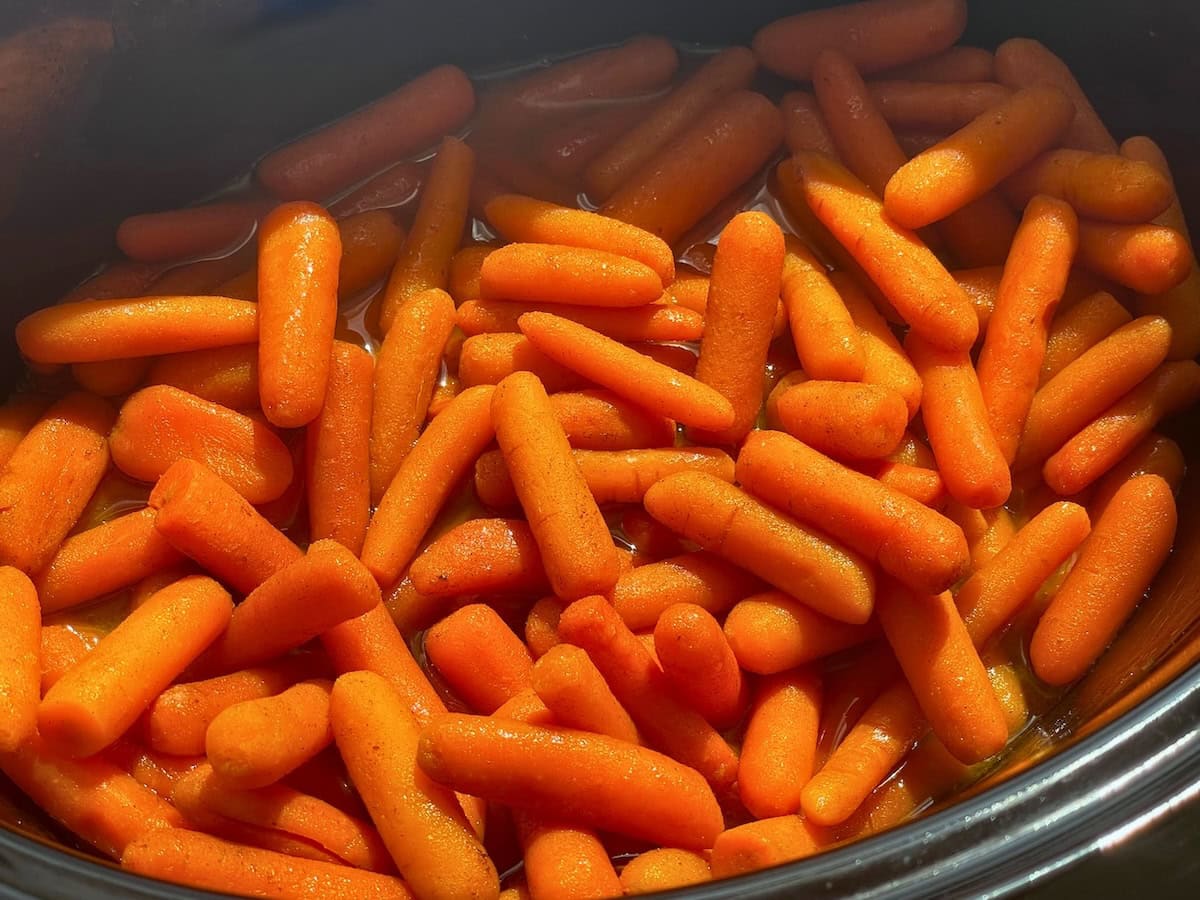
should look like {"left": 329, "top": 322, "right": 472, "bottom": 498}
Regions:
{"left": 1090, "top": 433, "right": 1185, "bottom": 520}
{"left": 511, "top": 810, "right": 622, "bottom": 900}
{"left": 144, "top": 344, "right": 260, "bottom": 410}
{"left": 882, "top": 43, "right": 994, "bottom": 80}
{"left": 814, "top": 645, "right": 902, "bottom": 768}
{"left": 524, "top": 597, "right": 567, "bottom": 660}
{"left": 492, "top": 688, "right": 555, "bottom": 728}
{"left": 329, "top": 160, "right": 425, "bottom": 218}
{"left": 39, "top": 575, "right": 231, "bottom": 758}
{"left": 709, "top": 816, "right": 825, "bottom": 878}
{"left": 117, "top": 198, "right": 265, "bottom": 263}
{"left": 1006, "top": 150, "right": 1172, "bottom": 224}
{"left": 645, "top": 471, "right": 875, "bottom": 624}
{"left": 976, "top": 195, "right": 1079, "bottom": 463}
{"left": 653, "top": 603, "right": 747, "bottom": 730}
{"left": 411, "top": 518, "right": 547, "bottom": 597}
{"left": 481, "top": 243, "right": 663, "bottom": 310}
{"left": 0, "top": 392, "right": 114, "bottom": 574}
{"left": 546, "top": 390, "right": 675, "bottom": 452}
{"left": 107, "top": 740, "right": 203, "bottom": 799}
{"left": 601, "top": 90, "right": 783, "bottom": 244}
{"left": 335, "top": 210, "right": 406, "bottom": 299}
{"left": 792, "top": 152, "right": 978, "bottom": 350}
{"left": 362, "top": 385, "right": 496, "bottom": 586}
{"left": 937, "top": 193, "right": 1022, "bottom": 270}
{"left": 0, "top": 394, "right": 51, "bottom": 468}
{"left": 40, "top": 623, "right": 102, "bottom": 693}
{"left": 870, "top": 80, "right": 1011, "bottom": 132}
{"left": 724, "top": 590, "right": 877, "bottom": 675}
{"left": 258, "top": 64, "right": 474, "bottom": 200}
{"left": 530, "top": 644, "right": 639, "bottom": 744}
{"left": 61, "top": 260, "right": 162, "bottom": 305}
{"left": 583, "top": 46, "right": 758, "bottom": 201}
{"left": 737, "top": 431, "right": 969, "bottom": 595}
{"left": 868, "top": 461, "right": 947, "bottom": 508}
{"left": 781, "top": 238, "right": 864, "bottom": 382}
{"left": 123, "top": 829, "right": 410, "bottom": 899}
{"left": 905, "top": 332, "right": 1011, "bottom": 509}
{"left": 610, "top": 551, "right": 759, "bottom": 632}
{"left": 424, "top": 604, "right": 533, "bottom": 714}
{"left": 205, "top": 679, "right": 333, "bottom": 790}
{"left": 1075, "top": 221, "right": 1192, "bottom": 295}
{"left": 1032, "top": 475, "right": 1177, "bottom": 685}
{"left": 459, "top": 332, "right": 588, "bottom": 393}
{"left": 753, "top": 0, "right": 966, "bottom": 79}
{"left": 110, "top": 385, "right": 293, "bottom": 504}
{"left": 774, "top": 380, "right": 908, "bottom": 460}
{"left": 72, "top": 358, "right": 151, "bottom": 397}
{"left": 994, "top": 38, "right": 1116, "bottom": 153}
{"left": 0, "top": 568, "right": 38, "bottom": 753}
{"left": 256, "top": 201, "right": 340, "bottom": 428}
{"left": 457, "top": 298, "right": 702, "bottom": 344}
{"left": 34, "top": 508, "right": 183, "bottom": 614}
{"left": 1041, "top": 291, "right": 1133, "bottom": 385}
{"left": 877, "top": 582, "right": 1008, "bottom": 763}
{"left": 951, "top": 264, "right": 1002, "bottom": 329}
{"left": 417, "top": 713, "right": 723, "bottom": 850}
{"left": 557, "top": 595, "right": 738, "bottom": 789}
{"left": 196, "top": 541, "right": 379, "bottom": 675}
{"left": 535, "top": 101, "right": 652, "bottom": 181}
{"left": 1043, "top": 361, "right": 1200, "bottom": 495}
{"left": 446, "top": 245, "right": 493, "bottom": 303}
{"left": 620, "top": 848, "right": 712, "bottom": 894}
{"left": 148, "top": 242, "right": 257, "bottom": 296}
{"left": 957, "top": 502, "right": 1092, "bottom": 647}
{"left": 1017, "top": 316, "right": 1173, "bottom": 470}
{"left": 781, "top": 91, "right": 837, "bottom": 156}
{"left": 0, "top": 735, "right": 183, "bottom": 859}
{"left": 738, "top": 668, "right": 821, "bottom": 820}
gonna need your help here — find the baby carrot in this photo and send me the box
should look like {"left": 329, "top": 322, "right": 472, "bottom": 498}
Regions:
{"left": 117, "top": 198, "right": 264, "bottom": 263}
{"left": 481, "top": 243, "right": 663, "bottom": 309}
{"left": 938, "top": 193, "right": 1021, "bottom": 269}
{"left": 601, "top": 90, "right": 783, "bottom": 245}
{"left": 525, "top": 597, "right": 567, "bottom": 660}
{"left": 774, "top": 380, "right": 908, "bottom": 460}
{"left": 378, "top": 137, "right": 474, "bottom": 332}
{"left": 906, "top": 333, "right": 1011, "bottom": 509}
{"left": 122, "top": 829, "right": 410, "bottom": 900}
{"left": 110, "top": 385, "right": 293, "bottom": 504}
{"left": 511, "top": 811, "right": 622, "bottom": 900}
{"left": 801, "top": 680, "right": 924, "bottom": 826}
{"left": 781, "top": 91, "right": 837, "bottom": 156}
{"left": 148, "top": 240, "right": 256, "bottom": 295}
{"left": 493, "top": 688, "right": 555, "bottom": 728}
{"left": 336, "top": 210, "right": 407, "bottom": 299}
{"left": 620, "top": 507, "right": 685, "bottom": 565}
{"left": 1041, "top": 291, "right": 1133, "bottom": 384}
{"left": 654, "top": 603, "right": 747, "bottom": 729}
{"left": 881, "top": 44, "right": 995, "bottom": 81}
{"left": 644, "top": 471, "right": 876, "bottom": 625}
{"left": 583, "top": 46, "right": 758, "bottom": 201}
{"left": 144, "top": 344, "right": 260, "bottom": 411}
{"left": 329, "top": 160, "right": 425, "bottom": 218}
{"left": 197, "top": 541, "right": 380, "bottom": 674}
{"left": 611, "top": 551, "right": 760, "bottom": 632}
{"left": 362, "top": 385, "right": 496, "bottom": 587}
{"left": 753, "top": 0, "right": 966, "bottom": 79}
{"left": 411, "top": 518, "right": 547, "bottom": 597}
{"left": 492, "top": 372, "right": 619, "bottom": 600}
{"left": 459, "top": 333, "right": 587, "bottom": 393}
{"left": 0, "top": 394, "right": 51, "bottom": 468}
{"left": 877, "top": 582, "right": 1008, "bottom": 763}
{"left": 448, "top": 245, "right": 493, "bottom": 303}
{"left": 72, "top": 358, "right": 151, "bottom": 397}
{"left": 993, "top": 38, "right": 1117, "bottom": 153}
{"left": 884, "top": 86, "right": 1075, "bottom": 229}
{"left": 457, "top": 299, "right": 703, "bottom": 344}
{"left": 1032, "top": 475, "right": 1177, "bottom": 686}
{"left": 869, "top": 462, "right": 947, "bottom": 508}
{"left": 724, "top": 590, "right": 877, "bottom": 675}
{"left": 107, "top": 741, "right": 204, "bottom": 799}
{"left": 61, "top": 260, "right": 162, "bottom": 305}
{"left": 40, "top": 624, "right": 102, "bottom": 693}
{"left": 792, "top": 151, "right": 978, "bottom": 351}
{"left": 425, "top": 604, "right": 533, "bottom": 714}
{"left": 1090, "top": 433, "right": 1185, "bottom": 521}
{"left": 0, "top": 392, "right": 114, "bottom": 574}
{"left": 739, "top": 669, "right": 821, "bottom": 819}
{"left": 869, "top": 81, "right": 1011, "bottom": 132}
{"left": 781, "top": 237, "right": 865, "bottom": 382}
{"left": 0, "top": 568, "right": 38, "bottom": 752}
{"left": 530, "top": 644, "right": 639, "bottom": 745}
{"left": 331, "top": 672, "right": 499, "bottom": 899}
{"left": 257, "top": 201, "right": 340, "bottom": 428}
{"left": 737, "top": 431, "right": 969, "bottom": 595}
{"left": 39, "top": 575, "right": 232, "bottom": 758}
{"left": 1075, "top": 221, "right": 1192, "bottom": 295}
{"left": 620, "top": 849, "right": 712, "bottom": 894}
{"left": 258, "top": 64, "right": 474, "bottom": 201}
{"left": 709, "top": 816, "right": 825, "bottom": 878}
{"left": 976, "top": 195, "right": 1079, "bottom": 463}
{"left": 34, "top": 508, "right": 183, "bottom": 614}
{"left": 1043, "top": 361, "right": 1200, "bottom": 495}
{"left": 370, "top": 288, "right": 456, "bottom": 503}
{"left": 534, "top": 102, "right": 651, "bottom": 182}
{"left": 1006, "top": 150, "right": 1172, "bottom": 224}
{"left": 557, "top": 595, "right": 738, "bottom": 789}
{"left": 690, "top": 211, "right": 785, "bottom": 444}
{"left": 417, "top": 713, "right": 724, "bottom": 850}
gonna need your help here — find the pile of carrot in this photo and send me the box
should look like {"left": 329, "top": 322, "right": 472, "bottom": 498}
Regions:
{"left": 1, "top": 0, "right": 1196, "bottom": 897}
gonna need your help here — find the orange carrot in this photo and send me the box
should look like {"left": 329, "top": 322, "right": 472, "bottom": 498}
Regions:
{"left": 738, "top": 668, "right": 821, "bottom": 819}
{"left": 117, "top": 198, "right": 265, "bottom": 263}
{"left": 1090, "top": 433, "right": 1186, "bottom": 520}
{"left": 534, "top": 102, "right": 652, "bottom": 182}
{"left": 196, "top": 541, "right": 380, "bottom": 675}
{"left": 1006, "top": 150, "right": 1172, "bottom": 224}
{"left": 362, "top": 385, "right": 496, "bottom": 587}
{"left": 525, "top": 597, "right": 567, "bottom": 660}
{"left": 72, "top": 358, "right": 151, "bottom": 397}
{"left": 336, "top": 210, "right": 406, "bottom": 299}
{"left": 709, "top": 816, "right": 825, "bottom": 878}
{"left": 724, "top": 590, "right": 877, "bottom": 675}
{"left": 457, "top": 298, "right": 702, "bottom": 344}
{"left": 791, "top": 152, "right": 978, "bottom": 350}
{"left": 329, "top": 160, "right": 425, "bottom": 218}
{"left": 61, "top": 260, "right": 162, "bottom": 305}
{"left": 411, "top": 518, "right": 547, "bottom": 597}
{"left": 781, "top": 238, "right": 864, "bottom": 382}
{"left": 544, "top": 391, "right": 676, "bottom": 452}
{"left": 447, "top": 245, "right": 494, "bottom": 303}
{"left": 481, "top": 243, "right": 663, "bottom": 309}
{"left": 459, "top": 333, "right": 588, "bottom": 393}
{"left": 40, "top": 623, "right": 102, "bottom": 693}
{"left": 557, "top": 595, "right": 738, "bottom": 789}
{"left": 583, "top": 46, "right": 758, "bottom": 201}
{"left": 781, "top": 91, "right": 837, "bottom": 156}
{"left": 144, "top": 344, "right": 260, "bottom": 410}
{"left": 511, "top": 810, "right": 622, "bottom": 900}
{"left": 0, "top": 392, "right": 114, "bottom": 574}
{"left": 938, "top": 193, "right": 1022, "bottom": 269}
{"left": 107, "top": 741, "right": 204, "bottom": 798}
{"left": 774, "top": 380, "right": 908, "bottom": 460}
{"left": 258, "top": 64, "right": 474, "bottom": 200}
{"left": 951, "top": 265, "right": 1001, "bottom": 329}
{"left": 905, "top": 332, "right": 1011, "bottom": 509}
{"left": 493, "top": 688, "right": 555, "bottom": 728}
{"left": 0, "top": 394, "right": 51, "bottom": 468}
{"left": 518, "top": 313, "right": 734, "bottom": 431}
{"left": 0, "top": 568, "right": 38, "bottom": 752}
{"left": 619, "top": 849, "right": 712, "bottom": 894}
{"left": 34, "top": 508, "right": 184, "bottom": 614}
{"left": 870, "top": 80, "right": 1011, "bottom": 131}
{"left": 868, "top": 461, "right": 947, "bottom": 508}
{"left": 653, "top": 603, "right": 747, "bottom": 729}
{"left": 39, "top": 575, "right": 232, "bottom": 758}
{"left": 148, "top": 242, "right": 256, "bottom": 296}
{"left": 994, "top": 38, "right": 1117, "bottom": 153}
{"left": 644, "top": 471, "right": 875, "bottom": 625}
{"left": 530, "top": 644, "right": 639, "bottom": 744}
{"left": 1041, "top": 291, "right": 1133, "bottom": 385}
{"left": 876, "top": 582, "right": 1008, "bottom": 763}
{"left": 882, "top": 45, "right": 994, "bottom": 81}
{"left": 1075, "top": 221, "right": 1192, "bottom": 295}
{"left": 256, "top": 201, "right": 340, "bottom": 428}
{"left": 1043, "top": 361, "right": 1200, "bottom": 495}
{"left": 417, "top": 713, "right": 724, "bottom": 850}
{"left": 611, "top": 551, "right": 760, "bottom": 632}
{"left": 425, "top": 604, "right": 533, "bottom": 714}
{"left": 601, "top": 90, "right": 783, "bottom": 244}
{"left": 1031, "top": 475, "right": 1177, "bottom": 685}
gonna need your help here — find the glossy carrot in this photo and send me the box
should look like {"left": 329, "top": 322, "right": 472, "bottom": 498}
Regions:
{"left": 601, "top": 90, "right": 783, "bottom": 244}
{"left": 619, "top": 849, "right": 712, "bottom": 894}
{"left": 1090, "top": 433, "right": 1186, "bottom": 520}
{"left": 457, "top": 298, "right": 702, "bottom": 344}
{"left": 362, "top": 385, "right": 496, "bottom": 587}
{"left": 447, "top": 245, "right": 493, "bottom": 303}
{"left": 0, "top": 392, "right": 114, "bottom": 574}
{"left": 0, "top": 568, "right": 38, "bottom": 752}
{"left": 870, "top": 81, "right": 1010, "bottom": 133}
{"left": 774, "top": 380, "right": 908, "bottom": 460}
{"left": 738, "top": 669, "right": 821, "bottom": 819}
{"left": 781, "top": 237, "right": 864, "bottom": 382}
{"left": 709, "top": 816, "right": 825, "bottom": 878}
{"left": 724, "top": 590, "right": 877, "bottom": 675}
{"left": 780, "top": 91, "right": 837, "bottom": 156}
{"left": 0, "top": 395, "right": 51, "bottom": 469}
{"left": 117, "top": 198, "right": 264, "bottom": 263}
{"left": 1006, "top": 150, "right": 1172, "bottom": 224}
{"left": 335, "top": 210, "right": 406, "bottom": 299}
{"left": 511, "top": 810, "right": 622, "bottom": 900}
{"left": 610, "top": 551, "right": 760, "bottom": 632}
{"left": 410, "top": 518, "right": 547, "bottom": 597}
{"left": 752, "top": 0, "right": 966, "bottom": 79}
{"left": 329, "top": 160, "right": 425, "bottom": 218}
{"left": 40, "top": 624, "right": 102, "bottom": 693}
{"left": 71, "top": 357, "right": 151, "bottom": 397}
{"left": 481, "top": 243, "right": 663, "bottom": 309}
{"left": 425, "top": 604, "right": 533, "bottom": 714}
{"left": 530, "top": 644, "right": 639, "bottom": 745}
{"left": 544, "top": 391, "right": 677, "bottom": 452}
{"left": 148, "top": 243, "right": 256, "bottom": 296}
{"left": 525, "top": 597, "right": 567, "bottom": 660}
{"left": 61, "top": 260, "right": 162, "bottom": 305}
{"left": 459, "top": 333, "right": 587, "bottom": 393}
{"left": 144, "top": 345, "right": 260, "bottom": 411}
{"left": 417, "top": 713, "right": 724, "bottom": 850}
{"left": 534, "top": 101, "right": 652, "bottom": 181}
{"left": 1041, "top": 291, "right": 1133, "bottom": 385}
{"left": 1032, "top": 476, "right": 1177, "bottom": 685}
{"left": 937, "top": 192, "right": 1021, "bottom": 269}
{"left": 258, "top": 64, "right": 474, "bottom": 200}
{"left": 1075, "top": 221, "right": 1191, "bottom": 295}
{"left": 653, "top": 603, "right": 747, "bottom": 729}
